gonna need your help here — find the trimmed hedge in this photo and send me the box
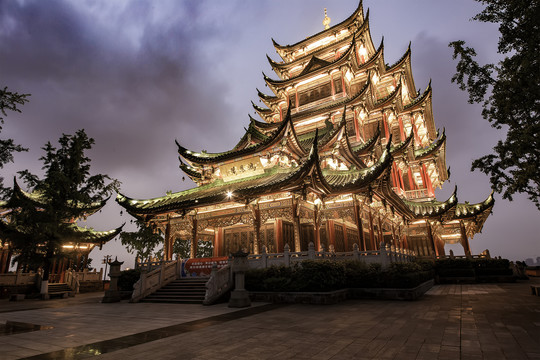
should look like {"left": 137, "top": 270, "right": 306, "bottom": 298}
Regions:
{"left": 117, "top": 269, "right": 141, "bottom": 291}
{"left": 435, "top": 258, "right": 512, "bottom": 278}
{"left": 245, "top": 260, "right": 433, "bottom": 292}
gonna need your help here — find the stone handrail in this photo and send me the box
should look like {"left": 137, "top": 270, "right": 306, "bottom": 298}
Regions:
{"left": 131, "top": 260, "right": 180, "bottom": 303}
{"left": 203, "top": 264, "right": 232, "bottom": 305}
{"left": 75, "top": 269, "right": 103, "bottom": 282}
{"left": 247, "top": 242, "right": 415, "bottom": 269}
{"left": 0, "top": 269, "right": 103, "bottom": 286}
{"left": 65, "top": 269, "right": 80, "bottom": 294}
{"left": 0, "top": 271, "right": 40, "bottom": 286}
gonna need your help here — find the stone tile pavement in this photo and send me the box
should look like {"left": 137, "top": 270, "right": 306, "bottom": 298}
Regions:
{"left": 1, "top": 279, "right": 539, "bottom": 359}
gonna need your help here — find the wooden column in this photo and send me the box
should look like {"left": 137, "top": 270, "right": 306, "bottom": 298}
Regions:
{"left": 314, "top": 206, "right": 321, "bottom": 251}
{"left": 213, "top": 229, "right": 221, "bottom": 257}
{"left": 437, "top": 236, "right": 446, "bottom": 256}
{"left": 391, "top": 221, "right": 398, "bottom": 247}
{"left": 327, "top": 220, "right": 336, "bottom": 251}
{"left": 368, "top": 208, "right": 375, "bottom": 250}
{"left": 83, "top": 253, "right": 89, "bottom": 270}
{"left": 377, "top": 214, "right": 384, "bottom": 246}
{"left": 191, "top": 216, "right": 198, "bottom": 259}
{"left": 275, "top": 219, "right": 283, "bottom": 252}
{"left": 252, "top": 206, "right": 261, "bottom": 255}
{"left": 460, "top": 220, "right": 471, "bottom": 256}
{"left": 59, "top": 258, "right": 67, "bottom": 283}
{"left": 164, "top": 217, "right": 172, "bottom": 261}
{"left": 0, "top": 249, "right": 6, "bottom": 274}
{"left": 76, "top": 254, "right": 82, "bottom": 271}
{"left": 426, "top": 220, "right": 439, "bottom": 257}
{"left": 353, "top": 196, "right": 366, "bottom": 251}
{"left": 403, "top": 233, "right": 409, "bottom": 250}
{"left": 292, "top": 198, "right": 301, "bottom": 252}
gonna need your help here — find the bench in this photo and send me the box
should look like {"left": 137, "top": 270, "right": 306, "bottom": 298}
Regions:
{"left": 530, "top": 285, "right": 540, "bottom": 296}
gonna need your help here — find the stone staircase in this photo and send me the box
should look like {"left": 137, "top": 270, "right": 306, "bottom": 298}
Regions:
{"left": 48, "top": 283, "right": 73, "bottom": 298}
{"left": 141, "top": 278, "right": 208, "bottom": 304}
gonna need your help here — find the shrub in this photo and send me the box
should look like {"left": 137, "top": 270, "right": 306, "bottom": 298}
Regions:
{"left": 117, "top": 269, "right": 141, "bottom": 291}
{"left": 343, "top": 261, "right": 379, "bottom": 288}
{"left": 473, "top": 258, "right": 512, "bottom": 276}
{"left": 434, "top": 258, "right": 512, "bottom": 278}
{"left": 245, "top": 260, "right": 433, "bottom": 292}
{"left": 245, "top": 266, "right": 294, "bottom": 292}
{"left": 293, "top": 260, "right": 346, "bottom": 292}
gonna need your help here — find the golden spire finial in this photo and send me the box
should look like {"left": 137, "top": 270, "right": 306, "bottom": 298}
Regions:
{"left": 323, "top": 8, "right": 331, "bottom": 30}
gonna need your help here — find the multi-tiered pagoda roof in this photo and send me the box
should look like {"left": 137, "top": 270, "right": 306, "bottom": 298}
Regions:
{"left": 117, "top": 1, "right": 493, "bottom": 259}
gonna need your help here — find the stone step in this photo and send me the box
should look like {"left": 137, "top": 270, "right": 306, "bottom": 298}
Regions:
{"left": 141, "top": 298, "right": 204, "bottom": 304}
{"left": 155, "top": 289, "right": 205, "bottom": 294}
{"left": 141, "top": 277, "right": 208, "bottom": 304}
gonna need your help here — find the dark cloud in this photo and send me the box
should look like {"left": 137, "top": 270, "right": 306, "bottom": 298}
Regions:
{"left": 0, "top": 0, "right": 537, "bottom": 267}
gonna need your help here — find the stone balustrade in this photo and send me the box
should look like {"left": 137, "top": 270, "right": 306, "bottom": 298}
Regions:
{"left": 131, "top": 260, "right": 181, "bottom": 303}
{"left": 247, "top": 242, "right": 415, "bottom": 269}
{"left": 203, "top": 264, "right": 232, "bottom": 305}
{"left": 0, "top": 268, "right": 103, "bottom": 286}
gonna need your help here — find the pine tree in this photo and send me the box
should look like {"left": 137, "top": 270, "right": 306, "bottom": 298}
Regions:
{"left": 2, "top": 130, "right": 120, "bottom": 292}
{"left": 0, "top": 86, "right": 29, "bottom": 198}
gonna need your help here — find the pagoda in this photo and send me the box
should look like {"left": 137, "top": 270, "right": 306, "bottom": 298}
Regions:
{"left": 0, "top": 179, "right": 123, "bottom": 276}
{"left": 117, "top": 1, "right": 493, "bottom": 260}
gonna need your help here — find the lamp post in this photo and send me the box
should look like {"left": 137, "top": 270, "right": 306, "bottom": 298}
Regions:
{"left": 102, "top": 255, "right": 112, "bottom": 286}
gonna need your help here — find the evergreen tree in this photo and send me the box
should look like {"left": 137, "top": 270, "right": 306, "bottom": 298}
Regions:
{"left": 0, "top": 86, "right": 29, "bottom": 198}
{"left": 449, "top": 0, "right": 540, "bottom": 209}
{"left": 3, "top": 130, "right": 119, "bottom": 287}
{"left": 120, "top": 219, "right": 163, "bottom": 263}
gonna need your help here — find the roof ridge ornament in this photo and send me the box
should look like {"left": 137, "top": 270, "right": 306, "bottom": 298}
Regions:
{"left": 323, "top": 8, "right": 331, "bottom": 30}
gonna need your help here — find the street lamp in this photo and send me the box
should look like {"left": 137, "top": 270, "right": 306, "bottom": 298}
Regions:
{"left": 102, "top": 254, "right": 112, "bottom": 283}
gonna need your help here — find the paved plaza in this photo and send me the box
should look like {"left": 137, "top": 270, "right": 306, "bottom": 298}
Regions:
{"left": 0, "top": 279, "right": 539, "bottom": 359}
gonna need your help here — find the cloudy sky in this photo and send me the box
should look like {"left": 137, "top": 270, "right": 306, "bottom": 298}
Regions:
{"left": 1, "top": 0, "right": 538, "bottom": 270}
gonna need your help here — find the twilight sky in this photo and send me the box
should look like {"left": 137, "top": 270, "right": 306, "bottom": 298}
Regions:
{"left": 1, "top": 0, "right": 538, "bottom": 270}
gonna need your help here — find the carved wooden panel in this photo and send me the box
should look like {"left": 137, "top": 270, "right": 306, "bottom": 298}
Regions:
{"left": 260, "top": 207, "right": 293, "bottom": 224}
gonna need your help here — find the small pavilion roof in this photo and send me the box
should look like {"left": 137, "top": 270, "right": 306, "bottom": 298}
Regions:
{"left": 414, "top": 128, "right": 446, "bottom": 160}
{"left": 248, "top": 114, "right": 281, "bottom": 130}
{"left": 177, "top": 106, "right": 294, "bottom": 166}
{"left": 404, "top": 80, "right": 431, "bottom": 111}
{"left": 268, "top": 10, "right": 371, "bottom": 74}
{"left": 385, "top": 42, "right": 412, "bottom": 72}
{"left": 10, "top": 178, "right": 108, "bottom": 216}
{"left": 271, "top": 1, "right": 364, "bottom": 54}
{"left": 352, "top": 124, "right": 380, "bottom": 156}
{"left": 256, "top": 88, "right": 278, "bottom": 108}
{"left": 404, "top": 186, "right": 458, "bottom": 218}
{"left": 264, "top": 39, "right": 355, "bottom": 89}
{"left": 391, "top": 129, "right": 414, "bottom": 155}
{"left": 373, "top": 82, "right": 401, "bottom": 109}
{"left": 178, "top": 157, "right": 203, "bottom": 181}
{"left": 66, "top": 223, "right": 124, "bottom": 244}
{"left": 454, "top": 191, "right": 495, "bottom": 220}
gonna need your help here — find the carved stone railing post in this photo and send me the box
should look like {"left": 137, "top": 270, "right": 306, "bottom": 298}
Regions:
{"left": 379, "top": 242, "right": 390, "bottom": 269}
{"left": 228, "top": 250, "right": 251, "bottom": 308}
{"left": 284, "top": 244, "right": 291, "bottom": 267}
{"left": 308, "top": 242, "right": 315, "bottom": 259}
{"left": 204, "top": 263, "right": 233, "bottom": 305}
{"left": 353, "top": 243, "right": 360, "bottom": 260}
{"left": 160, "top": 260, "right": 165, "bottom": 283}
{"left": 261, "top": 245, "right": 268, "bottom": 268}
